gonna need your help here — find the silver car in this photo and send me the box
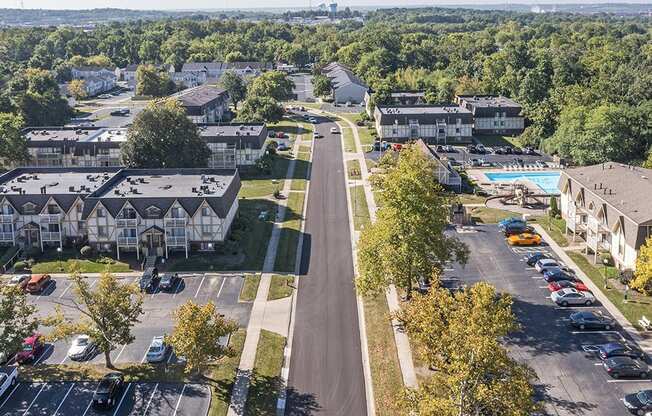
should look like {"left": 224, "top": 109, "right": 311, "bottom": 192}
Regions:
{"left": 145, "top": 336, "right": 168, "bottom": 363}
{"left": 551, "top": 288, "right": 595, "bottom": 306}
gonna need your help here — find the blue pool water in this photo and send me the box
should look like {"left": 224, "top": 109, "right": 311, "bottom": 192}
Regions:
{"left": 484, "top": 171, "right": 561, "bottom": 194}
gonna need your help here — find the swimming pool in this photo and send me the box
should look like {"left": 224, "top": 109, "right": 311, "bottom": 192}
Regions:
{"left": 484, "top": 171, "right": 561, "bottom": 194}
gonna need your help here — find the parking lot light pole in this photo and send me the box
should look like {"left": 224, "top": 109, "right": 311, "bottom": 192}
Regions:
{"left": 603, "top": 258, "right": 609, "bottom": 289}
{"left": 57, "top": 246, "right": 63, "bottom": 272}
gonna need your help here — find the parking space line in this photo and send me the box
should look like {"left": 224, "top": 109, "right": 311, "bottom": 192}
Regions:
{"left": 53, "top": 383, "right": 75, "bottom": 415}
{"left": 113, "top": 343, "right": 127, "bottom": 363}
{"left": 34, "top": 345, "right": 53, "bottom": 365}
{"left": 194, "top": 274, "right": 206, "bottom": 298}
{"left": 216, "top": 277, "right": 226, "bottom": 300}
{"left": 143, "top": 383, "right": 159, "bottom": 415}
{"left": 112, "top": 383, "right": 131, "bottom": 416}
{"left": 538, "top": 286, "right": 549, "bottom": 289}
{"left": 59, "top": 282, "right": 73, "bottom": 298}
{"left": 606, "top": 379, "right": 649, "bottom": 383}
{"left": 23, "top": 383, "right": 47, "bottom": 415}
{"left": 36, "top": 281, "right": 55, "bottom": 300}
{"left": 172, "top": 278, "right": 183, "bottom": 299}
{"left": 0, "top": 383, "right": 20, "bottom": 409}
{"left": 81, "top": 399, "right": 93, "bottom": 416}
{"left": 172, "top": 384, "right": 187, "bottom": 416}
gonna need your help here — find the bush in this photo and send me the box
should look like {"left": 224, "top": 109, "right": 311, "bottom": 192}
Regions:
{"left": 0, "top": 245, "right": 20, "bottom": 265}
{"left": 80, "top": 245, "right": 93, "bottom": 258}
{"left": 14, "top": 261, "right": 28, "bottom": 271}
{"left": 549, "top": 197, "right": 560, "bottom": 217}
{"left": 97, "top": 256, "right": 115, "bottom": 265}
{"left": 598, "top": 251, "right": 613, "bottom": 266}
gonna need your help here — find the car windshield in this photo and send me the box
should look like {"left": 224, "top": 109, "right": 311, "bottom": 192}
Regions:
{"left": 637, "top": 390, "right": 652, "bottom": 404}
{"left": 148, "top": 345, "right": 162, "bottom": 353}
{"left": 77, "top": 338, "right": 88, "bottom": 346}
{"left": 22, "top": 343, "right": 33, "bottom": 351}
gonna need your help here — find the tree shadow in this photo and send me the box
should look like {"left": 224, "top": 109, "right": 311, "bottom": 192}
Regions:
{"left": 533, "top": 382, "right": 598, "bottom": 415}
{"left": 284, "top": 385, "right": 321, "bottom": 416}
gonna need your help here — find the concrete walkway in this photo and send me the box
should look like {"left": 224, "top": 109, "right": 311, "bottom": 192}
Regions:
{"left": 534, "top": 224, "right": 652, "bottom": 352}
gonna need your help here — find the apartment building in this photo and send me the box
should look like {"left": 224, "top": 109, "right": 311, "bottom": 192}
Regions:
{"left": 455, "top": 95, "right": 524, "bottom": 135}
{"left": 71, "top": 66, "right": 116, "bottom": 96}
{"left": 82, "top": 168, "right": 240, "bottom": 259}
{"left": 19, "top": 124, "right": 267, "bottom": 169}
{"left": 174, "top": 85, "right": 230, "bottom": 123}
{"left": 364, "top": 90, "right": 426, "bottom": 116}
{"left": 173, "top": 62, "right": 272, "bottom": 87}
{"left": 374, "top": 104, "right": 473, "bottom": 144}
{"left": 321, "top": 62, "right": 368, "bottom": 104}
{"left": 0, "top": 168, "right": 117, "bottom": 251}
{"left": 414, "top": 139, "right": 462, "bottom": 191}
{"left": 559, "top": 163, "right": 652, "bottom": 271}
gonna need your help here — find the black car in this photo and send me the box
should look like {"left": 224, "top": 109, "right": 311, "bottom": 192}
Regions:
{"left": 159, "top": 273, "right": 180, "bottom": 291}
{"left": 466, "top": 144, "right": 477, "bottom": 153}
{"left": 526, "top": 252, "right": 550, "bottom": 266}
{"left": 623, "top": 389, "right": 652, "bottom": 415}
{"left": 597, "top": 342, "right": 645, "bottom": 361}
{"left": 417, "top": 278, "right": 431, "bottom": 294}
{"left": 570, "top": 311, "right": 615, "bottom": 330}
{"left": 504, "top": 225, "right": 534, "bottom": 236}
{"left": 513, "top": 147, "right": 523, "bottom": 155}
{"left": 603, "top": 356, "right": 648, "bottom": 379}
{"left": 435, "top": 145, "right": 444, "bottom": 153}
{"left": 503, "top": 146, "right": 513, "bottom": 154}
{"left": 139, "top": 267, "right": 159, "bottom": 293}
{"left": 93, "top": 372, "right": 124, "bottom": 408}
{"left": 544, "top": 270, "right": 579, "bottom": 283}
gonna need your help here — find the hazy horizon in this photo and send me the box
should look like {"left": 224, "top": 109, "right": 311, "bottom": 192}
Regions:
{"left": 0, "top": 0, "right": 650, "bottom": 11}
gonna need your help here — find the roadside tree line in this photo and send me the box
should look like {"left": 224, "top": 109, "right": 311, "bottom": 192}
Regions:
{"left": 355, "top": 143, "right": 539, "bottom": 415}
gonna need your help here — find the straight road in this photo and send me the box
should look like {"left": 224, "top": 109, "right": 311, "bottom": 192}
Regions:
{"left": 286, "top": 115, "right": 367, "bottom": 415}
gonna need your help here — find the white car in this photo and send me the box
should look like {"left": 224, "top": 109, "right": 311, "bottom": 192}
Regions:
{"left": 308, "top": 117, "right": 317, "bottom": 123}
{"left": 146, "top": 336, "right": 168, "bottom": 363}
{"left": 0, "top": 367, "right": 17, "bottom": 397}
{"left": 551, "top": 288, "right": 595, "bottom": 306}
{"left": 313, "top": 131, "right": 323, "bottom": 139}
{"left": 535, "top": 258, "right": 560, "bottom": 273}
{"left": 330, "top": 127, "right": 338, "bottom": 134}
{"left": 6, "top": 274, "right": 30, "bottom": 289}
{"left": 67, "top": 335, "right": 96, "bottom": 361}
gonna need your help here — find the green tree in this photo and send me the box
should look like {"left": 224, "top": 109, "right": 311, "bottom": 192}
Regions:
{"left": 0, "top": 284, "right": 38, "bottom": 363}
{"left": 311, "top": 74, "right": 332, "bottom": 97}
{"left": 220, "top": 70, "right": 247, "bottom": 110}
{"left": 0, "top": 113, "right": 30, "bottom": 167}
{"left": 46, "top": 272, "right": 143, "bottom": 368}
{"left": 165, "top": 300, "right": 238, "bottom": 374}
{"left": 135, "top": 64, "right": 172, "bottom": 97}
{"left": 397, "top": 283, "right": 539, "bottom": 416}
{"left": 67, "top": 79, "right": 87, "bottom": 100}
{"left": 237, "top": 96, "right": 284, "bottom": 123}
{"left": 247, "top": 71, "right": 295, "bottom": 102}
{"left": 121, "top": 98, "right": 210, "bottom": 168}
{"left": 631, "top": 237, "right": 652, "bottom": 295}
{"left": 356, "top": 144, "right": 468, "bottom": 299}
{"left": 644, "top": 149, "right": 652, "bottom": 169}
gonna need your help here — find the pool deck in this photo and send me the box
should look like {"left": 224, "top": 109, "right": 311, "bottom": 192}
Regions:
{"left": 468, "top": 168, "right": 561, "bottom": 196}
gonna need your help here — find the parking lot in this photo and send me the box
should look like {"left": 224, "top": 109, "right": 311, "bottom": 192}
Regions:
{"left": 0, "top": 272, "right": 252, "bottom": 416}
{"left": 435, "top": 145, "right": 553, "bottom": 168}
{"left": 446, "top": 225, "right": 648, "bottom": 415}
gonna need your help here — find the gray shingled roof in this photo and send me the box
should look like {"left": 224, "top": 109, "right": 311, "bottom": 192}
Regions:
{"left": 175, "top": 85, "right": 228, "bottom": 108}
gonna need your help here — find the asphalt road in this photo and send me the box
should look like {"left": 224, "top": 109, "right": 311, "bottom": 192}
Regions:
{"left": 286, "top": 114, "right": 367, "bottom": 415}
{"left": 446, "top": 225, "right": 649, "bottom": 415}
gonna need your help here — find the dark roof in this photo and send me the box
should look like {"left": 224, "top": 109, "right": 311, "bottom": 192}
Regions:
{"left": 197, "top": 123, "right": 267, "bottom": 149}
{"left": 326, "top": 67, "right": 367, "bottom": 89}
{"left": 375, "top": 104, "right": 473, "bottom": 125}
{"left": 456, "top": 95, "right": 522, "bottom": 117}
{"left": 72, "top": 66, "right": 113, "bottom": 72}
{"left": 175, "top": 85, "right": 229, "bottom": 108}
{"left": 181, "top": 62, "right": 225, "bottom": 72}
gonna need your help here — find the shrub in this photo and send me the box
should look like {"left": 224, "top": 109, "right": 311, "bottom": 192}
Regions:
{"left": 80, "top": 245, "right": 93, "bottom": 258}
{"left": 0, "top": 245, "right": 20, "bottom": 265}
{"left": 598, "top": 251, "right": 613, "bottom": 266}
{"left": 14, "top": 261, "right": 28, "bottom": 271}
{"left": 97, "top": 256, "right": 115, "bottom": 265}
{"left": 549, "top": 197, "right": 560, "bottom": 217}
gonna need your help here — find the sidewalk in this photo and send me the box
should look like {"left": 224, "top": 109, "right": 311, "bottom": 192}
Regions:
{"left": 534, "top": 224, "right": 652, "bottom": 352}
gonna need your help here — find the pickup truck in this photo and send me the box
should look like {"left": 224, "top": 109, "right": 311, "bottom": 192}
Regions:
{"left": 0, "top": 367, "right": 18, "bottom": 397}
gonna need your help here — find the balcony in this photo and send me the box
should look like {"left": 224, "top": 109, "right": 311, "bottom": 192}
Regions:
{"left": 116, "top": 218, "right": 138, "bottom": 228}
{"left": 35, "top": 152, "right": 62, "bottom": 159}
{"left": 40, "top": 214, "right": 62, "bottom": 224}
{"left": 41, "top": 231, "right": 61, "bottom": 241}
{"left": 0, "top": 232, "right": 13, "bottom": 241}
{"left": 165, "top": 218, "right": 187, "bottom": 227}
{"left": 117, "top": 236, "right": 138, "bottom": 246}
{"left": 166, "top": 235, "right": 187, "bottom": 247}
{"left": 0, "top": 214, "right": 16, "bottom": 223}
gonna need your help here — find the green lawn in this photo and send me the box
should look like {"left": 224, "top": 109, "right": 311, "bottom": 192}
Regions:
{"left": 351, "top": 185, "right": 371, "bottom": 231}
{"left": 268, "top": 274, "right": 294, "bottom": 300}
{"left": 240, "top": 274, "right": 261, "bottom": 301}
{"left": 457, "top": 193, "right": 487, "bottom": 205}
{"left": 290, "top": 179, "right": 307, "bottom": 191}
{"left": 298, "top": 145, "right": 311, "bottom": 153}
{"left": 243, "top": 330, "right": 286, "bottom": 416}
{"left": 30, "top": 258, "right": 131, "bottom": 274}
{"left": 339, "top": 113, "right": 376, "bottom": 151}
{"left": 238, "top": 155, "right": 291, "bottom": 199}
{"left": 341, "top": 127, "right": 356, "bottom": 153}
{"left": 566, "top": 251, "right": 652, "bottom": 330}
{"left": 469, "top": 207, "right": 521, "bottom": 224}
{"left": 363, "top": 294, "right": 406, "bottom": 416}
{"left": 474, "top": 135, "right": 521, "bottom": 147}
{"left": 347, "top": 159, "right": 362, "bottom": 180}
{"left": 532, "top": 216, "right": 569, "bottom": 247}
{"left": 267, "top": 118, "right": 309, "bottom": 141}
{"left": 208, "top": 330, "right": 247, "bottom": 416}
{"left": 274, "top": 192, "right": 305, "bottom": 273}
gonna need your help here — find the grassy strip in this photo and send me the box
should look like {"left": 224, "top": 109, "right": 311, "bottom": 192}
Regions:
{"left": 268, "top": 274, "right": 294, "bottom": 300}
{"left": 240, "top": 274, "right": 261, "bottom": 302}
{"left": 299, "top": 145, "right": 312, "bottom": 153}
{"left": 290, "top": 179, "right": 307, "bottom": 191}
{"left": 19, "top": 363, "right": 185, "bottom": 383}
{"left": 351, "top": 185, "right": 371, "bottom": 231}
{"left": 532, "top": 216, "right": 569, "bottom": 247}
{"left": 565, "top": 251, "right": 651, "bottom": 329}
{"left": 30, "top": 259, "right": 131, "bottom": 274}
{"left": 339, "top": 113, "right": 375, "bottom": 151}
{"left": 341, "top": 127, "right": 356, "bottom": 153}
{"left": 244, "top": 330, "right": 286, "bottom": 416}
{"left": 274, "top": 192, "right": 306, "bottom": 273}
{"left": 469, "top": 207, "right": 521, "bottom": 224}
{"left": 457, "top": 193, "right": 487, "bottom": 205}
{"left": 363, "top": 295, "right": 406, "bottom": 416}
{"left": 474, "top": 135, "right": 521, "bottom": 147}
{"left": 238, "top": 155, "right": 290, "bottom": 199}
{"left": 347, "top": 159, "right": 362, "bottom": 180}
{"left": 208, "top": 330, "right": 247, "bottom": 416}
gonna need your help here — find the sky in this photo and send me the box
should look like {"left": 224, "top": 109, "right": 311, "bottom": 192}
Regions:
{"left": 0, "top": 0, "right": 648, "bottom": 10}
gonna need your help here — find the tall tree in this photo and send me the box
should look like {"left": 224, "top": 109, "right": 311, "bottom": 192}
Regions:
{"left": 631, "top": 237, "right": 652, "bottom": 295}
{"left": 165, "top": 300, "right": 238, "bottom": 374}
{"left": 135, "top": 64, "right": 173, "bottom": 97}
{"left": 311, "top": 74, "right": 332, "bottom": 97}
{"left": 0, "top": 112, "right": 30, "bottom": 167}
{"left": 0, "top": 284, "right": 38, "bottom": 363}
{"left": 237, "top": 96, "right": 284, "bottom": 123}
{"left": 121, "top": 98, "right": 210, "bottom": 168}
{"left": 356, "top": 144, "right": 468, "bottom": 299}
{"left": 246, "top": 70, "right": 295, "bottom": 102}
{"left": 67, "top": 79, "right": 87, "bottom": 100}
{"left": 220, "top": 70, "right": 246, "bottom": 110}
{"left": 46, "top": 271, "right": 143, "bottom": 368}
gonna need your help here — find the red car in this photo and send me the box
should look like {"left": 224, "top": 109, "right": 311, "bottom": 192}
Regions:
{"left": 392, "top": 143, "right": 403, "bottom": 151}
{"left": 548, "top": 280, "right": 589, "bottom": 293}
{"left": 16, "top": 333, "right": 45, "bottom": 364}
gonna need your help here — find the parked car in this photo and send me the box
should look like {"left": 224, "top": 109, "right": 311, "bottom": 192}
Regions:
{"left": 109, "top": 108, "right": 129, "bottom": 116}
{"left": 603, "top": 356, "right": 648, "bottom": 379}
{"left": 97, "top": 94, "right": 112, "bottom": 99}
{"left": 570, "top": 311, "right": 615, "bottom": 330}
{"left": 466, "top": 144, "right": 477, "bottom": 153}
{"left": 0, "top": 367, "right": 17, "bottom": 397}
{"left": 526, "top": 252, "right": 550, "bottom": 266}
{"left": 139, "top": 267, "right": 159, "bottom": 293}
{"left": 16, "top": 333, "right": 44, "bottom": 364}
{"left": 145, "top": 336, "right": 169, "bottom": 363}
{"left": 551, "top": 288, "right": 595, "bottom": 306}
{"left": 268, "top": 130, "right": 276, "bottom": 138}
{"left": 494, "top": 147, "right": 504, "bottom": 155}
{"left": 503, "top": 146, "right": 513, "bottom": 154}
{"left": 277, "top": 143, "right": 290, "bottom": 151}
{"left": 6, "top": 274, "right": 30, "bottom": 291}
{"left": 159, "top": 273, "right": 179, "bottom": 291}
{"left": 507, "top": 233, "right": 541, "bottom": 246}
{"left": 535, "top": 259, "right": 560, "bottom": 273}
{"left": 26, "top": 274, "right": 51, "bottom": 294}
{"left": 503, "top": 224, "right": 534, "bottom": 236}
{"left": 468, "top": 158, "right": 483, "bottom": 167}
{"left": 597, "top": 342, "right": 645, "bottom": 361}
{"left": 417, "top": 278, "right": 431, "bottom": 294}
{"left": 330, "top": 127, "right": 338, "bottom": 134}
{"left": 543, "top": 269, "right": 579, "bottom": 283}
{"left": 67, "top": 335, "right": 97, "bottom": 361}
{"left": 308, "top": 117, "right": 317, "bottom": 123}
{"left": 444, "top": 145, "right": 455, "bottom": 152}
{"left": 476, "top": 144, "right": 486, "bottom": 154}
{"left": 435, "top": 145, "right": 445, "bottom": 153}
{"left": 513, "top": 147, "right": 523, "bottom": 155}
{"left": 498, "top": 217, "right": 525, "bottom": 230}
{"left": 523, "top": 147, "right": 536, "bottom": 155}
{"left": 93, "top": 372, "right": 124, "bottom": 408}
{"left": 622, "top": 389, "right": 652, "bottom": 414}
{"left": 313, "top": 131, "right": 323, "bottom": 139}
{"left": 548, "top": 280, "right": 589, "bottom": 292}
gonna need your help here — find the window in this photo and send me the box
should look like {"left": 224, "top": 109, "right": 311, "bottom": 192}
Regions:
{"left": 618, "top": 229, "right": 625, "bottom": 257}
{"left": 23, "top": 203, "right": 36, "bottom": 214}
{"left": 78, "top": 221, "right": 85, "bottom": 231}
{"left": 455, "top": 128, "right": 460, "bottom": 133}
{"left": 98, "top": 225, "right": 107, "bottom": 237}
{"left": 202, "top": 224, "right": 212, "bottom": 236}
{"left": 96, "top": 207, "right": 105, "bottom": 218}
{"left": 171, "top": 207, "right": 182, "bottom": 218}
{"left": 201, "top": 207, "right": 211, "bottom": 217}
{"left": 76, "top": 204, "right": 83, "bottom": 214}
{"left": 145, "top": 206, "right": 161, "bottom": 218}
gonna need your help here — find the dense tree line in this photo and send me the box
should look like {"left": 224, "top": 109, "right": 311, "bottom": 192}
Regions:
{"left": 0, "top": 8, "right": 650, "bottom": 164}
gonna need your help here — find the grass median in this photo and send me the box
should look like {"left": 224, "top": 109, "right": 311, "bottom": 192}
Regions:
{"left": 243, "top": 330, "right": 286, "bottom": 416}
{"left": 274, "top": 192, "right": 305, "bottom": 273}
{"left": 469, "top": 207, "right": 521, "bottom": 224}
{"left": 240, "top": 274, "right": 261, "bottom": 302}
{"left": 351, "top": 185, "right": 370, "bottom": 231}
{"left": 532, "top": 216, "right": 568, "bottom": 247}
{"left": 347, "top": 159, "right": 362, "bottom": 180}
{"left": 268, "top": 274, "right": 294, "bottom": 300}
